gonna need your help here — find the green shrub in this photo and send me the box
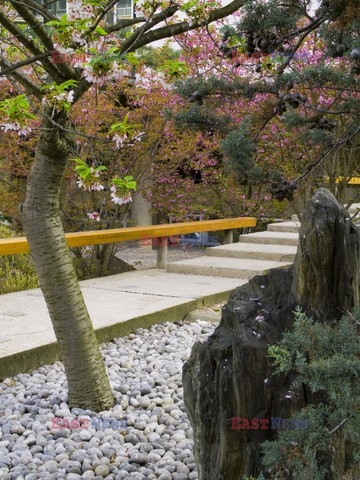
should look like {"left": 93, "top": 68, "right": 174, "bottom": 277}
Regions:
{"left": 0, "top": 225, "right": 39, "bottom": 294}
{"left": 251, "top": 308, "right": 360, "bottom": 480}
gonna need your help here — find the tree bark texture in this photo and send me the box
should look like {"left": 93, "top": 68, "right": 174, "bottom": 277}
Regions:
{"left": 22, "top": 110, "right": 114, "bottom": 411}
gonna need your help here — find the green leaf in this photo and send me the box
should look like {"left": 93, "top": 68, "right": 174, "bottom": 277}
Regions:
{"left": 159, "top": 60, "right": 187, "bottom": 77}
{"left": 95, "top": 26, "right": 107, "bottom": 36}
{"left": 110, "top": 115, "right": 142, "bottom": 135}
{"left": 0, "top": 94, "right": 36, "bottom": 121}
{"left": 181, "top": 1, "right": 198, "bottom": 12}
{"left": 94, "top": 165, "right": 107, "bottom": 173}
{"left": 122, "top": 52, "right": 139, "bottom": 65}
{"left": 111, "top": 178, "right": 126, "bottom": 187}
{"left": 45, "top": 20, "right": 62, "bottom": 26}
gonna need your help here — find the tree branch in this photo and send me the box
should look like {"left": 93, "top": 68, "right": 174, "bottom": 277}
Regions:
{"left": 295, "top": 122, "right": 360, "bottom": 186}
{"left": 8, "top": 0, "right": 54, "bottom": 51}
{"left": 106, "top": 16, "right": 146, "bottom": 32}
{"left": 11, "top": 0, "right": 58, "bottom": 22}
{"left": 116, "top": 0, "right": 246, "bottom": 51}
{"left": 8, "top": 0, "right": 79, "bottom": 81}
{"left": 0, "top": 56, "right": 43, "bottom": 98}
{"left": 0, "top": 9, "right": 65, "bottom": 83}
{"left": 83, "top": 0, "right": 120, "bottom": 38}
{"left": 326, "top": 418, "right": 349, "bottom": 435}
{"left": 0, "top": 52, "right": 51, "bottom": 77}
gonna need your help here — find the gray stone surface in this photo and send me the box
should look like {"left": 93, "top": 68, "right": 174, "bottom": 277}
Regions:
{"left": 0, "top": 318, "right": 219, "bottom": 479}
{"left": 293, "top": 188, "right": 360, "bottom": 319}
{"left": 0, "top": 269, "right": 244, "bottom": 371}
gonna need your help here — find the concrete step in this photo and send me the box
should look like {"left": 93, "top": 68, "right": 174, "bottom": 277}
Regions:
{"left": 0, "top": 269, "right": 245, "bottom": 378}
{"left": 291, "top": 214, "right": 300, "bottom": 222}
{"left": 206, "top": 242, "right": 297, "bottom": 262}
{"left": 348, "top": 203, "right": 360, "bottom": 215}
{"left": 239, "top": 231, "right": 299, "bottom": 246}
{"left": 267, "top": 221, "right": 300, "bottom": 233}
{"left": 167, "top": 256, "right": 292, "bottom": 279}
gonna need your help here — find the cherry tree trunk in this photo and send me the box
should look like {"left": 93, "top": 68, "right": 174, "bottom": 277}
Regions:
{"left": 22, "top": 111, "right": 114, "bottom": 411}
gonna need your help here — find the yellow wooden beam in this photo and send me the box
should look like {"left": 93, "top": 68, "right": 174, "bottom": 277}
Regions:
{"left": 324, "top": 176, "right": 360, "bottom": 185}
{"left": 0, "top": 237, "right": 29, "bottom": 256}
{"left": 0, "top": 217, "right": 256, "bottom": 256}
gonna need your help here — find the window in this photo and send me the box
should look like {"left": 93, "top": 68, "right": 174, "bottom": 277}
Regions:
{"left": 52, "top": 0, "right": 66, "bottom": 17}
{"left": 33, "top": 0, "right": 66, "bottom": 17}
{"left": 116, "top": 0, "right": 133, "bottom": 19}
{"left": 30, "top": 0, "right": 134, "bottom": 21}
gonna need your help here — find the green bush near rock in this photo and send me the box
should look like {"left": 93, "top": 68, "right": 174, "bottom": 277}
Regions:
{"left": 249, "top": 309, "right": 360, "bottom": 480}
{"left": 0, "top": 225, "right": 39, "bottom": 294}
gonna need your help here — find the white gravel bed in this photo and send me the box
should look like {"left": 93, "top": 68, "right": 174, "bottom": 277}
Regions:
{"left": 0, "top": 319, "right": 218, "bottom": 480}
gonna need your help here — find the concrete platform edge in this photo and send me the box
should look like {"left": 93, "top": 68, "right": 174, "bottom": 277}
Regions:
{"left": 0, "top": 288, "right": 233, "bottom": 380}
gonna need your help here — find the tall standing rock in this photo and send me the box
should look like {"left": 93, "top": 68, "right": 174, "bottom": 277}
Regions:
{"left": 292, "top": 188, "right": 360, "bottom": 319}
{"left": 183, "top": 188, "right": 360, "bottom": 480}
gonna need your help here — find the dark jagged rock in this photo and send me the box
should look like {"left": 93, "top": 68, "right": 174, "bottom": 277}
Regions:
{"left": 183, "top": 189, "right": 360, "bottom": 480}
{"left": 292, "top": 188, "right": 360, "bottom": 319}
{"left": 183, "top": 268, "right": 298, "bottom": 479}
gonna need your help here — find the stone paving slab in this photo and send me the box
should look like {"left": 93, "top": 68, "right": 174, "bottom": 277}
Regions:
{"left": 0, "top": 269, "right": 245, "bottom": 378}
{"left": 167, "top": 255, "right": 292, "bottom": 278}
{"left": 239, "top": 231, "right": 299, "bottom": 246}
{"left": 267, "top": 221, "right": 300, "bottom": 233}
{"left": 206, "top": 242, "right": 297, "bottom": 262}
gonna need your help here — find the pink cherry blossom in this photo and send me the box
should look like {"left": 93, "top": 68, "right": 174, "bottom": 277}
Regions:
{"left": 87, "top": 211, "right": 101, "bottom": 221}
{"left": 110, "top": 188, "right": 133, "bottom": 205}
{"left": 113, "top": 134, "right": 127, "bottom": 149}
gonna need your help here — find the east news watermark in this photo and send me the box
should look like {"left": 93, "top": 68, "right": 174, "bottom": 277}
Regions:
{"left": 231, "top": 417, "right": 308, "bottom": 430}
{"left": 51, "top": 416, "right": 127, "bottom": 431}
{"left": 141, "top": 235, "right": 199, "bottom": 248}
{"left": 51, "top": 50, "right": 128, "bottom": 65}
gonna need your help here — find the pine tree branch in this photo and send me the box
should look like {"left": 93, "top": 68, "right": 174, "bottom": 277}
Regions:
{"left": 326, "top": 418, "right": 348, "bottom": 435}
{"left": 294, "top": 122, "right": 360, "bottom": 186}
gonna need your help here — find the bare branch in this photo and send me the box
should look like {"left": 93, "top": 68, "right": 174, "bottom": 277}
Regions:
{"left": 0, "top": 52, "right": 51, "bottom": 77}
{"left": 11, "top": 0, "right": 58, "bottom": 22}
{"left": 0, "top": 9, "right": 65, "bottom": 83}
{"left": 8, "top": 0, "right": 79, "bottom": 81}
{"left": 0, "top": 55, "right": 43, "bottom": 97}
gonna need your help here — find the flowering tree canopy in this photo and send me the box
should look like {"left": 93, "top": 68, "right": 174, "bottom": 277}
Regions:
{"left": 175, "top": 0, "right": 360, "bottom": 207}
{"left": 0, "top": 0, "right": 247, "bottom": 411}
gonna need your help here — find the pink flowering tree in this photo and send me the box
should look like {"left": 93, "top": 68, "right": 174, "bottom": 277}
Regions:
{"left": 0, "top": 0, "right": 246, "bottom": 410}
{"left": 173, "top": 3, "right": 360, "bottom": 215}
